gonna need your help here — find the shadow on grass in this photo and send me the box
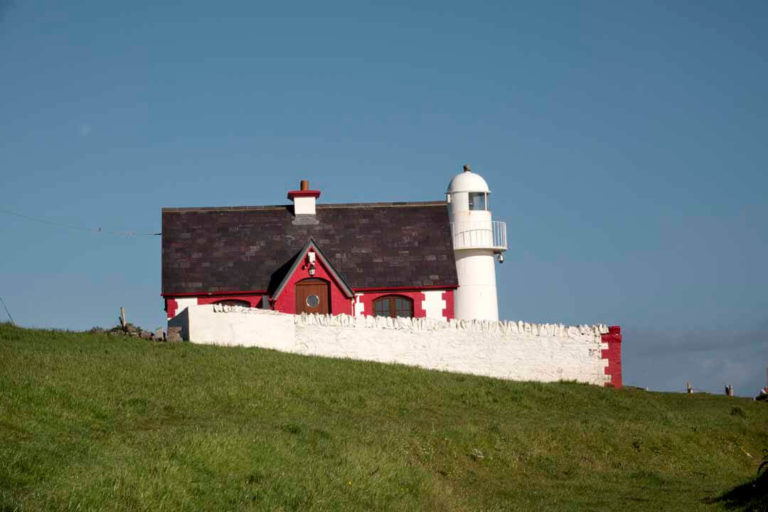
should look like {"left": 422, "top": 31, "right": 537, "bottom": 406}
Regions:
{"left": 708, "top": 471, "right": 768, "bottom": 511}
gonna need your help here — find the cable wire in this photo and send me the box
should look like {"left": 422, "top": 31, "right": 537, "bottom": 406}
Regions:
{"left": 0, "top": 207, "right": 160, "bottom": 236}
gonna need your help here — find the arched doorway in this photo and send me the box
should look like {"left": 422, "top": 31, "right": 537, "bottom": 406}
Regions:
{"left": 295, "top": 278, "right": 330, "bottom": 315}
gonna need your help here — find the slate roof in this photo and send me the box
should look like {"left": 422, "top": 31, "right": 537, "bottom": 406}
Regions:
{"left": 162, "top": 201, "right": 458, "bottom": 296}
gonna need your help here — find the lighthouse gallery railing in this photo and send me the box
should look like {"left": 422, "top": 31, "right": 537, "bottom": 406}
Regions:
{"left": 451, "top": 220, "right": 507, "bottom": 251}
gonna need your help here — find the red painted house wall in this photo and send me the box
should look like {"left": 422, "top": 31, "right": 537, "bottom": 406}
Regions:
{"left": 271, "top": 251, "right": 353, "bottom": 315}
{"left": 601, "top": 325, "right": 622, "bottom": 388}
{"left": 355, "top": 289, "right": 454, "bottom": 319}
{"left": 164, "top": 292, "right": 266, "bottom": 319}
{"left": 168, "top": 288, "right": 454, "bottom": 320}
{"left": 198, "top": 295, "right": 263, "bottom": 308}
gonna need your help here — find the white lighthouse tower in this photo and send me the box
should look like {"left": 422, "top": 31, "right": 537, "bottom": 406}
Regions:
{"left": 446, "top": 165, "right": 507, "bottom": 321}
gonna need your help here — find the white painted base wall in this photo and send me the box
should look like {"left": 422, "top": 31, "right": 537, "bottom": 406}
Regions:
{"left": 421, "top": 290, "right": 446, "bottom": 319}
{"left": 454, "top": 249, "right": 499, "bottom": 322}
{"left": 174, "top": 304, "right": 610, "bottom": 386}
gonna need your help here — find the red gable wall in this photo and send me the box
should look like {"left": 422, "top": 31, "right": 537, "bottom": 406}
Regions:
{"left": 272, "top": 250, "right": 353, "bottom": 315}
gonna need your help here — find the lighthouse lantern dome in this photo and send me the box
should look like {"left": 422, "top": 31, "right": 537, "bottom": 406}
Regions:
{"left": 446, "top": 164, "right": 491, "bottom": 212}
{"left": 446, "top": 165, "right": 490, "bottom": 194}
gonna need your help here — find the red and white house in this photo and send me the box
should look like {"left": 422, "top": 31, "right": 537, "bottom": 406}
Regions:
{"left": 162, "top": 180, "right": 459, "bottom": 323}
{"left": 161, "top": 170, "right": 622, "bottom": 388}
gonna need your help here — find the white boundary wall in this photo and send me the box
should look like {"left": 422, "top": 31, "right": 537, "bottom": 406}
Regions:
{"left": 173, "top": 304, "right": 610, "bottom": 385}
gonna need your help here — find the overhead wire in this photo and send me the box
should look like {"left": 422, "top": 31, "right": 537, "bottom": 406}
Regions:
{"left": 0, "top": 207, "right": 158, "bottom": 326}
{"left": 0, "top": 206, "right": 161, "bottom": 236}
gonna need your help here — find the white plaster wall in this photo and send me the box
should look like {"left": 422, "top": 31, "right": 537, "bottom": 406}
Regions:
{"left": 421, "top": 290, "right": 446, "bottom": 319}
{"left": 448, "top": 190, "right": 470, "bottom": 212}
{"left": 454, "top": 250, "right": 499, "bottom": 322}
{"left": 170, "top": 298, "right": 197, "bottom": 319}
{"left": 177, "top": 305, "right": 610, "bottom": 386}
{"left": 185, "top": 304, "right": 295, "bottom": 348}
{"left": 293, "top": 196, "right": 316, "bottom": 215}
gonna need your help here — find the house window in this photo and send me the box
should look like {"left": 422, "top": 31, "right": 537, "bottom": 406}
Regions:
{"left": 373, "top": 295, "right": 414, "bottom": 318}
{"left": 214, "top": 299, "right": 251, "bottom": 307}
{"left": 468, "top": 192, "right": 488, "bottom": 211}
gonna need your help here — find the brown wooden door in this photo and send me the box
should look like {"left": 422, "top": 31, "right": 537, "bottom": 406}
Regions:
{"left": 295, "top": 278, "right": 330, "bottom": 315}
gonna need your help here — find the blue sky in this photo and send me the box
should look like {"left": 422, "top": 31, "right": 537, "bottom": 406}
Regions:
{"left": 1, "top": 1, "right": 766, "bottom": 395}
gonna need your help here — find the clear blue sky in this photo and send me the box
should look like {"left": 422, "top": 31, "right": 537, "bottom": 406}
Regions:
{"left": 1, "top": 1, "right": 766, "bottom": 394}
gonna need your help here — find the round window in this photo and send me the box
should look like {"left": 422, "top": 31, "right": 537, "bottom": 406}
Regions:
{"left": 306, "top": 295, "right": 320, "bottom": 308}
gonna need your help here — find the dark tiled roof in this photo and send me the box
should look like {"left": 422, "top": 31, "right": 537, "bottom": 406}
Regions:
{"left": 162, "top": 201, "right": 458, "bottom": 295}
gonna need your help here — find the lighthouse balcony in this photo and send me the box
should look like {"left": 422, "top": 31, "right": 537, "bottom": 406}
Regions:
{"left": 451, "top": 221, "right": 507, "bottom": 252}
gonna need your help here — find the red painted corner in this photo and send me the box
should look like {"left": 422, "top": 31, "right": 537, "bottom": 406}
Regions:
{"left": 166, "top": 298, "right": 178, "bottom": 319}
{"left": 441, "top": 290, "right": 455, "bottom": 320}
{"left": 601, "top": 325, "right": 622, "bottom": 389}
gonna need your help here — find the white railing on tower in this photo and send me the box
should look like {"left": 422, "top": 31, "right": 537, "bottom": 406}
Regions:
{"left": 451, "top": 220, "right": 507, "bottom": 251}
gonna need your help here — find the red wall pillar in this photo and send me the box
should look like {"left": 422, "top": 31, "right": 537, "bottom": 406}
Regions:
{"left": 166, "top": 298, "right": 178, "bottom": 319}
{"left": 441, "top": 290, "right": 455, "bottom": 320}
{"left": 601, "top": 325, "right": 622, "bottom": 388}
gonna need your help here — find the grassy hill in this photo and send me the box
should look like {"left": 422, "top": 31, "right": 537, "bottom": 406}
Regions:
{"left": 1, "top": 323, "right": 767, "bottom": 511}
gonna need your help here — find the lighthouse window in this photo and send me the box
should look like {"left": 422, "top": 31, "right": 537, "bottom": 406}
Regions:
{"left": 469, "top": 192, "right": 488, "bottom": 211}
{"left": 373, "top": 295, "right": 414, "bottom": 318}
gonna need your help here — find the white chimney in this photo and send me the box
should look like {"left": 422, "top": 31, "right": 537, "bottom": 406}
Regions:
{"left": 288, "top": 179, "right": 320, "bottom": 217}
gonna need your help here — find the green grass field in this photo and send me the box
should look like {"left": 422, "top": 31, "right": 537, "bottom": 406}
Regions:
{"left": 1, "top": 323, "right": 767, "bottom": 511}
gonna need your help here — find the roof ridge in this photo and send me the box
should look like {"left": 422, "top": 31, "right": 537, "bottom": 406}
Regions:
{"left": 162, "top": 200, "right": 446, "bottom": 213}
